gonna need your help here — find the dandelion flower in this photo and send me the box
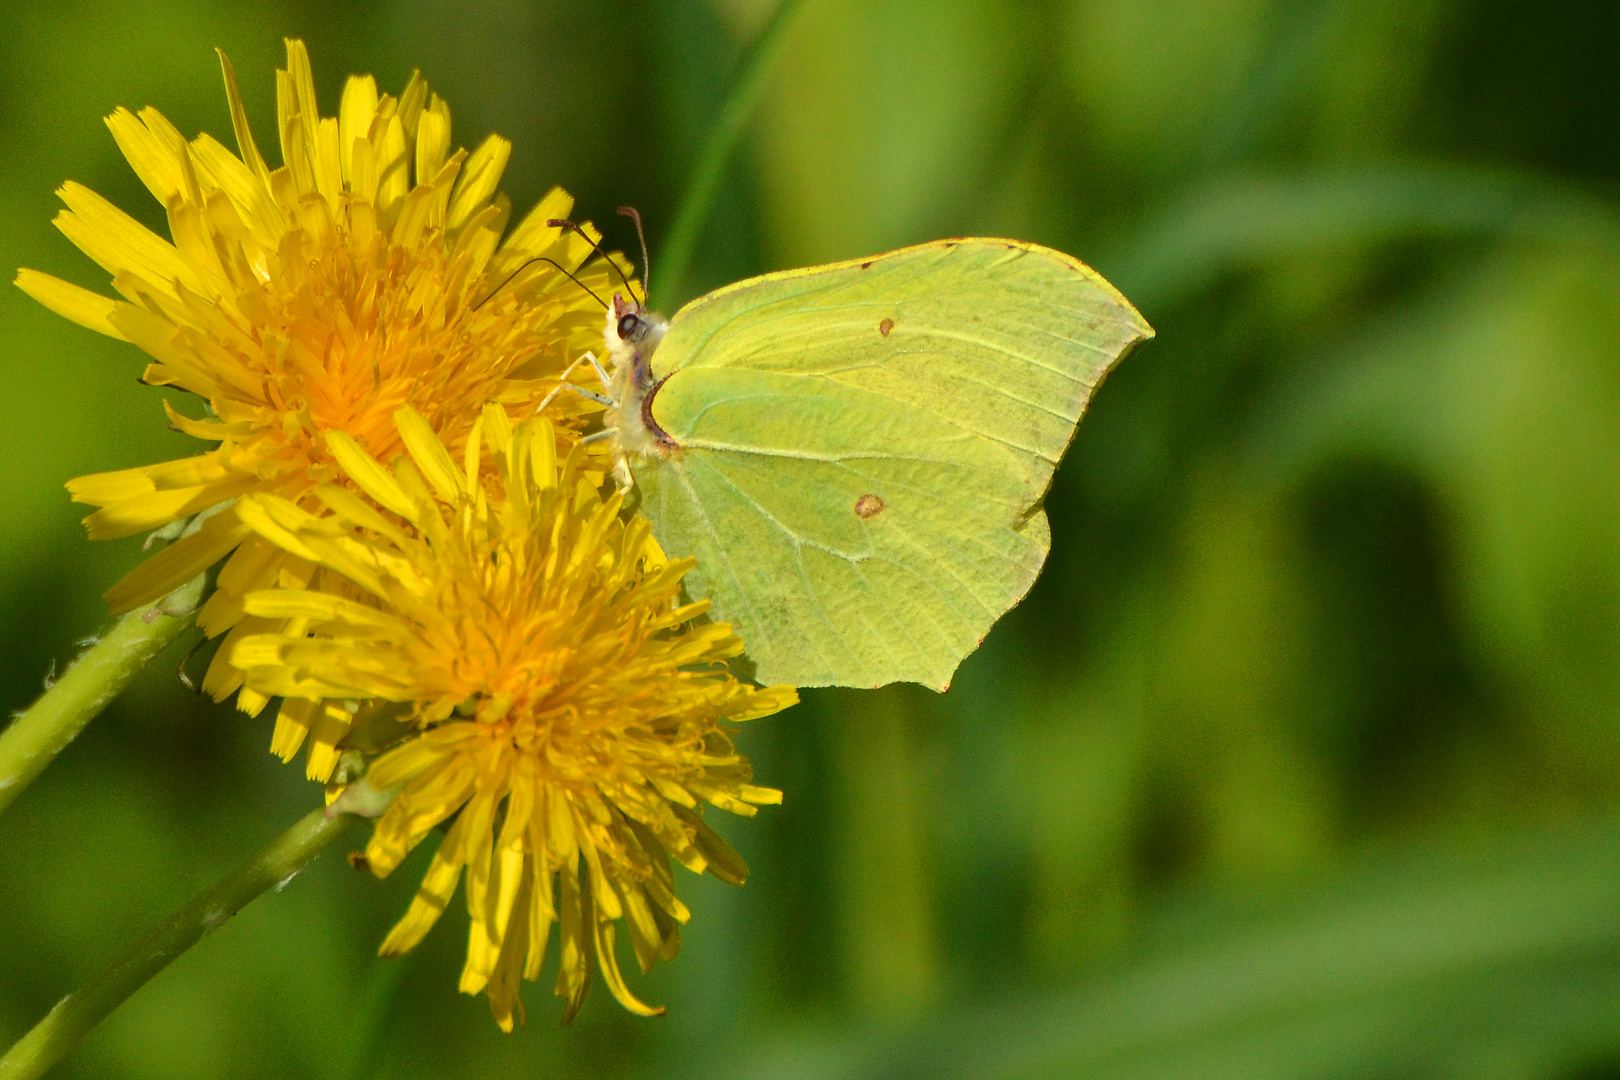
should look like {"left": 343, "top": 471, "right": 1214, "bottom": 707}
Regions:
{"left": 228, "top": 406, "right": 796, "bottom": 1027}
{"left": 16, "top": 39, "right": 628, "bottom": 769}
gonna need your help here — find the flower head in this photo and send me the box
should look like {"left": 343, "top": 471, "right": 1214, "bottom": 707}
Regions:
{"left": 17, "top": 40, "right": 628, "bottom": 750}
{"left": 230, "top": 408, "right": 796, "bottom": 1027}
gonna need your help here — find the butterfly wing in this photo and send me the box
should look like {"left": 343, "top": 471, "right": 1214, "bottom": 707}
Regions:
{"left": 633, "top": 238, "right": 1152, "bottom": 689}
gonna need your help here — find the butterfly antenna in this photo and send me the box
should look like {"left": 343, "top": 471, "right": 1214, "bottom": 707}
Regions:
{"left": 618, "top": 206, "right": 650, "bottom": 308}
{"left": 473, "top": 256, "right": 607, "bottom": 311}
{"left": 548, "top": 217, "right": 643, "bottom": 309}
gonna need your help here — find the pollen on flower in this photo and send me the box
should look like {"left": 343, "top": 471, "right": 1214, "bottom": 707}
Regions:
{"left": 15, "top": 40, "right": 635, "bottom": 774}
{"left": 228, "top": 407, "right": 797, "bottom": 1028}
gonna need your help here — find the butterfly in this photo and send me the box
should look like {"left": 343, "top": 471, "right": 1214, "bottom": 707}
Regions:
{"left": 549, "top": 216, "right": 1152, "bottom": 691}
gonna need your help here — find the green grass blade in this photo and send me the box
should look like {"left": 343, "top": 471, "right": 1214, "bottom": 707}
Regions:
{"left": 655, "top": 0, "right": 813, "bottom": 309}
{"left": 1108, "top": 163, "right": 1620, "bottom": 313}
{"left": 722, "top": 819, "right": 1620, "bottom": 1080}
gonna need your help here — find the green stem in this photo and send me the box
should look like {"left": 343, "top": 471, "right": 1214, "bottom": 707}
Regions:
{"left": 654, "top": 0, "right": 813, "bottom": 308}
{"left": 0, "top": 574, "right": 204, "bottom": 817}
{"left": 0, "top": 806, "right": 358, "bottom": 1080}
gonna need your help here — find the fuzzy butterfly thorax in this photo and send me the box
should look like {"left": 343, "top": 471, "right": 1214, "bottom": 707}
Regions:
{"left": 605, "top": 293, "right": 676, "bottom": 461}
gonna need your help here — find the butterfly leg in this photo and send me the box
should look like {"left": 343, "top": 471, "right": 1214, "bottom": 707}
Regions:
{"left": 540, "top": 350, "right": 635, "bottom": 493}
{"left": 583, "top": 352, "right": 614, "bottom": 394}
{"left": 611, "top": 454, "right": 634, "bottom": 494}
{"left": 537, "top": 383, "right": 613, "bottom": 410}
{"left": 536, "top": 352, "right": 615, "bottom": 414}
{"left": 576, "top": 428, "right": 635, "bottom": 492}
{"left": 538, "top": 352, "right": 591, "bottom": 407}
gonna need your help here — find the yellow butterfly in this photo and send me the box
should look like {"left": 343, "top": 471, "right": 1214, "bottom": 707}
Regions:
{"left": 553, "top": 223, "right": 1151, "bottom": 690}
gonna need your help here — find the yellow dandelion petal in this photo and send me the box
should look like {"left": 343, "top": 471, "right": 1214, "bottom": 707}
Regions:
{"left": 234, "top": 413, "right": 795, "bottom": 1026}
{"left": 15, "top": 268, "right": 123, "bottom": 337}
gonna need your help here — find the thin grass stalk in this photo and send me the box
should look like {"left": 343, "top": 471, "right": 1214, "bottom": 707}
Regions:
{"left": 0, "top": 574, "right": 203, "bottom": 817}
{"left": 0, "top": 806, "right": 358, "bottom": 1079}
{"left": 654, "top": 0, "right": 813, "bottom": 308}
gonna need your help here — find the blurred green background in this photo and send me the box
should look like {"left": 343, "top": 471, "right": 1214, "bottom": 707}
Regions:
{"left": 5, "top": 0, "right": 1620, "bottom": 1076}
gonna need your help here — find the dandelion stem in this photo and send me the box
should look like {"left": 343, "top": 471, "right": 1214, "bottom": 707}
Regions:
{"left": 0, "top": 574, "right": 204, "bottom": 818}
{"left": 0, "top": 806, "right": 358, "bottom": 1080}
{"left": 655, "top": 0, "right": 813, "bottom": 308}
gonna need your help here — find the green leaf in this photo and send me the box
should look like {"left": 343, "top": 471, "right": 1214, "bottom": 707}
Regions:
{"left": 723, "top": 819, "right": 1620, "bottom": 1080}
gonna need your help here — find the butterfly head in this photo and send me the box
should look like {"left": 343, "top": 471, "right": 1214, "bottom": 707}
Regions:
{"left": 605, "top": 292, "right": 668, "bottom": 381}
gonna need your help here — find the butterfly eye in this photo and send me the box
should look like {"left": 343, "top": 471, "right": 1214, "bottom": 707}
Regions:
{"left": 617, "top": 312, "right": 641, "bottom": 340}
